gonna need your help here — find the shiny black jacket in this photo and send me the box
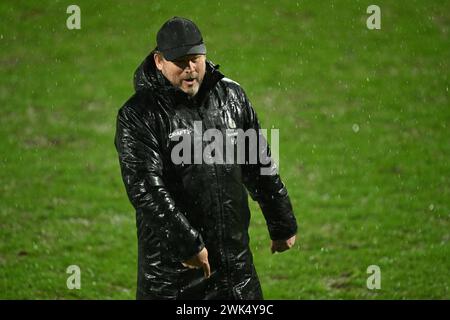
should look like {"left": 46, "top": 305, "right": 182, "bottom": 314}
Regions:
{"left": 114, "top": 52, "right": 297, "bottom": 299}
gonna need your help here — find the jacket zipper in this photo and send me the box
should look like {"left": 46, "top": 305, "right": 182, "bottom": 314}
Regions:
{"left": 213, "top": 163, "right": 233, "bottom": 297}
{"left": 197, "top": 100, "right": 233, "bottom": 297}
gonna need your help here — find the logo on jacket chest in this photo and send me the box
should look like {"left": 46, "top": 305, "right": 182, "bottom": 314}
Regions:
{"left": 168, "top": 128, "right": 193, "bottom": 139}
{"left": 225, "top": 115, "right": 236, "bottom": 129}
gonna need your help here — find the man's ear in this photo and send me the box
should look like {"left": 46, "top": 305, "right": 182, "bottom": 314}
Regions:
{"left": 154, "top": 53, "right": 163, "bottom": 71}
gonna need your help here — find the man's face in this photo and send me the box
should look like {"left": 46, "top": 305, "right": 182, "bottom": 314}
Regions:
{"left": 154, "top": 53, "right": 206, "bottom": 97}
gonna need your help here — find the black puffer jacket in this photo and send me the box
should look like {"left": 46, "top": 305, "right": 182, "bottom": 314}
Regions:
{"left": 114, "top": 52, "right": 297, "bottom": 300}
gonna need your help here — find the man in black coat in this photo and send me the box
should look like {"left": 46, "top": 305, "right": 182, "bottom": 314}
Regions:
{"left": 115, "top": 17, "right": 298, "bottom": 300}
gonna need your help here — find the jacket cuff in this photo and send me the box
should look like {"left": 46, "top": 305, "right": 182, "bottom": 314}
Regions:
{"left": 259, "top": 194, "right": 298, "bottom": 241}
{"left": 174, "top": 233, "right": 205, "bottom": 263}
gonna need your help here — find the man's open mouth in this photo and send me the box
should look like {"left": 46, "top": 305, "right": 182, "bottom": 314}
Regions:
{"left": 183, "top": 78, "right": 196, "bottom": 85}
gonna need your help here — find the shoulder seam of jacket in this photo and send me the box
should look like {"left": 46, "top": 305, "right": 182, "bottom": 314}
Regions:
{"left": 221, "top": 77, "right": 241, "bottom": 87}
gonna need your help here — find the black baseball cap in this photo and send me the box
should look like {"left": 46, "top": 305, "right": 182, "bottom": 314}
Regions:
{"left": 156, "top": 17, "right": 206, "bottom": 61}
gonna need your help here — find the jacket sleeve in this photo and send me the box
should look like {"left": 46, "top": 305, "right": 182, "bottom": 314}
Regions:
{"left": 239, "top": 88, "right": 298, "bottom": 241}
{"left": 115, "top": 103, "right": 204, "bottom": 262}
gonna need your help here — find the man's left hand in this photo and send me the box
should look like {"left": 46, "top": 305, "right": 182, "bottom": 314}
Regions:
{"left": 271, "top": 235, "right": 296, "bottom": 254}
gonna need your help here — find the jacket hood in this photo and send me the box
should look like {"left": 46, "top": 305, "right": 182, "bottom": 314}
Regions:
{"left": 133, "top": 51, "right": 224, "bottom": 104}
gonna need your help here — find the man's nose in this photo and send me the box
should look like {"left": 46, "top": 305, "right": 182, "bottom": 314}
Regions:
{"left": 186, "top": 60, "right": 196, "bottom": 72}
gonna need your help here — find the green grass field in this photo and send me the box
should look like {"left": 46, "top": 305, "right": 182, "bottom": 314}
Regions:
{"left": 0, "top": 0, "right": 449, "bottom": 299}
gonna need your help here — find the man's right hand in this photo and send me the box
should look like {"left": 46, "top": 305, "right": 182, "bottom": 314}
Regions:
{"left": 271, "top": 235, "right": 296, "bottom": 254}
{"left": 182, "top": 247, "right": 211, "bottom": 279}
